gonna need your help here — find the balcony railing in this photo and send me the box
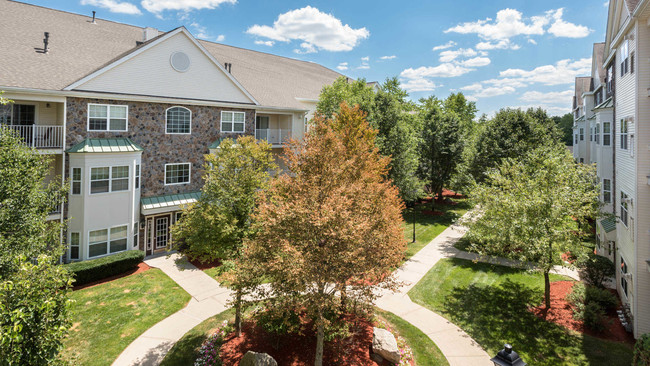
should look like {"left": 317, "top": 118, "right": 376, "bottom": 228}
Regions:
{"left": 255, "top": 128, "right": 292, "bottom": 145}
{"left": 1, "top": 124, "right": 64, "bottom": 149}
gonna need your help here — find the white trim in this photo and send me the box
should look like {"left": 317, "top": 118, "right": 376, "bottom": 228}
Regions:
{"left": 69, "top": 232, "right": 81, "bottom": 261}
{"left": 63, "top": 27, "right": 260, "bottom": 105}
{"left": 89, "top": 165, "right": 130, "bottom": 195}
{"left": 220, "top": 110, "right": 246, "bottom": 133}
{"left": 165, "top": 106, "right": 192, "bottom": 135}
{"left": 71, "top": 167, "right": 82, "bottom": 195}
{"left": 87, "top": 103, "right": 128, "bottom": 132}
{"left": 164, "top": 162, "right": 191, "bottom": 186}
{"left": 87, "top": 224, "right": 130, "bottom": 259}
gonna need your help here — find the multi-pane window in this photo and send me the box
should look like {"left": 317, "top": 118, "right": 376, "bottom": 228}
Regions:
{"left": 90, "top": 166, "right": 129, "bottom": 194}
{"left": 72, "top": 167, "right": 82, "bottom": 195}
{"left": 621, "top": 119, "right": 629, "bottom": 150}
{"left": 589, "top": 127, "right": 593, "bottom": 142}
{"left": 603, "top": 122, "right": 611, "bottom": 146}
{"left": 166, "top": 107, "right": 191, "bottom": 134}
{"left": 620, "top": 40, "right": 629, "bottom": 77}
{"left": 70, "top": 232, "right": 80, "bottom": 260}
{"left": 620, "top": 191, "right": 629, "bottom": 227}
{"left": 221, "top": 111, "right": 246, "bottom": 133}
{"left": 595, "top": 123, "right": 600, "bottom": 145}
{"left": 579, "top": 128, "right": 584, "bottom": 141}
{"left": 621, "top": 257, "right": 628, "bottom": 298}
{"left": 110, "top": 226, "right": 128, "bottom": 253}
{"left": 133, "top": 223, "right": 139, "bottom": 248}
{"left": 574, "top": 133, "right": 578, "bottom": 144}
{"left": 631, "top": 51, "right": 635, "bottom": 74}
{"left": 606, "top": 65, "right": 614, "bottom": 95}
{"left": 135, "top": 164, "right": 140, "bottom": 189}
{"left": 165, "top": 163, "right": 191, "bottom": 185}
{"left": 88, "top": 225, "right": 128, "bottom": 258}
{"left": 88, "top": 104, "right": 128, "bottom": 131}
{"left": 603, "top": 179, "right": 611, "bottom": 203}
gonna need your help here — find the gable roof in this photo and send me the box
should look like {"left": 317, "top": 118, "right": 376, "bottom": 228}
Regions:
{"left": 573, "top": 77, "right": 592, "bottom": 109}
{"left": 66, "top": 138, "right": 143, "bottom": 153}
{"left": 0, "top": 1, "right": 343, "bottom": 109}
{"left": 592, "top": 43, "right": 606, "bottom": 85}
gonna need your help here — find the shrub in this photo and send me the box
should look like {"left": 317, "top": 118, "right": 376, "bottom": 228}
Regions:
{"left": 581, "top": 302, "right": 607, "bottom": 332}
{"left": 195, "top": 320, "right": 232, "bottom": 366}
{"left": 568, "top": 283, "right": 618, "bottom": 312}
{"left": 64, "top": 250, "right": 144, "bottom": 286}
{"left": 633, "top": 333, "right": 650, "bottom": 365}
{"left": 579, "top": 253, "right": 615, "bottom": 288}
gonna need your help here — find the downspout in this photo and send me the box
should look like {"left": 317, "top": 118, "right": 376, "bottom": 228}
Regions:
{"left": 59, "top": 99, "right": 67, "bottom": 264}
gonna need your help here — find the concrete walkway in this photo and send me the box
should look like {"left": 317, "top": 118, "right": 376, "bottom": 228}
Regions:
{"left": 112, "top": 253, "right": 233, "bottom": 366}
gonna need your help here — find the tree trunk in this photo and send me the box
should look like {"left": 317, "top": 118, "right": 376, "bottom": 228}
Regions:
{"left": 314, "top": 308, "right": 324, "bottom": 366}
{"left": 235, "top": 289, "right": 242, "bottom": 337}
{"left": 544, "top": 270, "right": 551, "bottom": 309}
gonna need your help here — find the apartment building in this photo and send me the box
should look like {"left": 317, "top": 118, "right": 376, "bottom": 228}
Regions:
{"left": 0, "top": 1, "right": 342, "bottom": 262}
{"left": 573, "top": 0, "right": 650, "bottom": 338}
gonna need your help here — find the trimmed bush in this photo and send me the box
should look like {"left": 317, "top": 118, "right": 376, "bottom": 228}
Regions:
{"left": 581, "top": 302, "right": 607, "bottom": 332}
{"left": 568, "top": 283, "right": 618, "bottom": 312}
{"left": 579, "top": 253, "right": 615, "bottom": 288}
{"left": 633, "top": 333, "right": 650, "bottom": 365}
{"left": 64, "top": 250, "right": 145, "bottom": 286}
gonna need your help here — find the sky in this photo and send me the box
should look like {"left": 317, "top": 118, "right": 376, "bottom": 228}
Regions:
{"left": 23, "top": 0, "right": 610, "bottom": 116}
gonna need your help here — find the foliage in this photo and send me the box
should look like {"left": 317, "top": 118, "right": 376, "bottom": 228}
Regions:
{"left": 409, "top": 258, "right": 633, "bottom": 366}
{"left": 568, "top": 283, "right": 618, "bottom": 312}
{"left": 0, "top": 259, "right": 72, "bottom": 366}
{"left": 194, "top": 320, "right": 233, "bottom": 366}
{"left": 374, "top": 317, "right": 414, "bottom": 366}
{"left": 579, "top": 302, "right": 608, "bottom": 332}
{"left": 316, "top": 77, "right": 376, "bottom": 119}
{"left": 578, "top": 253, "right": 615, "bottom": 288}
{"left": 464, "top": 144, "right": 600, "bottom": 308}
{"left": 61, "top": 269, "right": 191, "bottom": 366}
{"left": 64, "top": 250, "right": 144, "bottom": 285}
{"left": 245, "top": 103, "right": 405, "bottom": 366}
{"left": 552, "top": 113, "right": 575, "bottom": 146}
{"left": 633, "top": 333, "right": 650, "bottom": 366}
{"left": 469, "top": 107, "right": 560, "bottom": 183}
{"left": 172, "top": 135, "right": 276, "bottom": 335}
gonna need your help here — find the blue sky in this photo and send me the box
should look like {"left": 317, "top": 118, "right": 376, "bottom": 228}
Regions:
{"left": 25, "top": 0, "right": 609, "bottom": 116}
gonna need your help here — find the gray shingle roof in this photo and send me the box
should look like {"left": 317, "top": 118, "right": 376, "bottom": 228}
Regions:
{"left": 0, "top": 1, "right": 343, "bottom": 109}
{"left": 574, "top": 77, "right": 592, "bottom": 108}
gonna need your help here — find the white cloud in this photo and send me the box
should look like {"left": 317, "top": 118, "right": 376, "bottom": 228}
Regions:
{"left": 255, "top": 40, "right": 274, "bottom": 46}
{"left": 603, "top": 1, "right": 609, "bottom": 7}
{"left": 459, "top": 56, "right": 491, "bottom": 67}
{"left": 432, "top": 40, "right": 457, "bottom": 51}
{"left": 361, "top": 56, "right": 370, "bottom": 61}
{"left": 246, "top": 6, "right": 369, "bottom": 52}
{"left": 461, "top": 83, "right": 515, "bottom": 98}
{"left": 439, "top": 48, "right": 477, "bottom": 62}
{"left": 519, "top": 89, "right": 574, "bottom": 104}
{"left": 460, "top": 83, "right": 483, "bottom": 92}
{"left": 141, "top": 0, "right": 235, "bottom": 13}
{"left": 401, "top": 78, "right": 437, "bottom": 92}
{"left": 506, "top": 103, "right": 571, "bottom": 115}
{"left": 357, "top": 62, "right": 370, "bottom": 70}
{"left": 81, "top": 0, "right": 141, "bottom": 14}
{"left": 215, "top": 34, "right": 225, "bottom": 42}
{"left": 499, "top": 57, "right": 591, "bottom": 85}
{"left": 336, "top": 62, "right": 349, "bottom": 71}
{"left": 547, "top": 8, "right": 592, "bottom": 38}
{"left": 483, "top": 77, "right": 528, "bottom": 89}
{"left": 476, "top": 39, "right": 520, "bottom": 50}
{"left": 380, "top": 55, "right": 397, "bottom": 60}
{"left": 445, "top": 8, "right": 548, "bottom": 40}
{"left": 401, "top": 63, "right": 474, "bottom": 79}
{"left": 527, "top": 38, "right": 537, "bottom": 45}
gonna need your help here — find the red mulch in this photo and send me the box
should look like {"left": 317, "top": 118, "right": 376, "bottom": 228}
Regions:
{"left": 219, "top": 315, "right": 410, "bottom": 366}
{"left": 72, "top": 262, "right": 151, "bottom": 291}
{"left": 421, "top": 210, "right": 445, "bottom": 216}
{"left": 188, "top": 257, "right": 221, "bottom": 270}
{"left": 530, "top": 281, "right": 634, "bottom": 344}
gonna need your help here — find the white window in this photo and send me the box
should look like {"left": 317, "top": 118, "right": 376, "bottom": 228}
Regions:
{"left": 135, "top": 164, "right": 140, "bottom": 189}
{"left": 72, "top": 167, "right": 82, "bottom": 195}
{"left": 88, "top": 225, "right": 128, "bottom": 258}
{"left": 88, "top": 104, "right": 128, "bottom": 131}
{"left": 603, "top": 122, "right": 611, "bottom": 146}
{"left": 69, "top": 232, "right": 80, "bottom": 260}
{"left": 90, "top": 166, "right": 129, "bottom": 194}
{"left": 221, "top": 111, "right": 246, "bottom": 133}
{"left": 579, "top": 128, "right": 584, "bottom": 141}
{"left": 165, "top": 163, "right": 191, "bottom": 185}
{"left": 620, "top": 191, "right": 629, "bottom": 227}
{"left": 133, "top": 223, "right": 139, "bottom": 248}
{"left": 621, "top": 257, "right": 628, "bottom": 298}
{"left": 595, "top": 123, "right": 600, "bottom": 145}
{"left": 620, "top": 40, "right": 629, "bottom": 77}
{"left": 574, "top": 133, "right": 578, "bottom": 144}
{"left": 621, "top": 119, "right": 629, "bottom": 150}
{"left": 603, "top": 179, "right": 611, "bottom": 203}
{"left": 166, "top": 106, "right": 191, "bottom": 134}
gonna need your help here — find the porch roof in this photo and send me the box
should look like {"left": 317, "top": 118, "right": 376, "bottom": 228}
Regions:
{"left": 594, "top": 97, "right": 613, "bottom": 110}
{"left": 600, "top": 216, "right": 617, "bottom": 233}
{"left": 66, "top": 138, "right": 143, "bottom": 153}
{"left": 141, "top": 191, "right": 200, "bottom": 215}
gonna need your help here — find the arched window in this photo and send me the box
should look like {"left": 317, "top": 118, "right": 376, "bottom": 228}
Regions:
{"left": 166, "top": 107, "right": 191, "bottom": 134}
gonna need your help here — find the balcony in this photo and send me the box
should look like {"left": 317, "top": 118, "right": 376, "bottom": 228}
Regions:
{"left": 1, "top": 124, "right": 64, "bottom": 150}
{"left": 255, "top": 128, "right": 292, "bottom": 146}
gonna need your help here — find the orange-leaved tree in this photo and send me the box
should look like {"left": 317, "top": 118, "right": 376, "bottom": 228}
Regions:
{"left": 243, "top": 103, "right": 405, "bottom": 366}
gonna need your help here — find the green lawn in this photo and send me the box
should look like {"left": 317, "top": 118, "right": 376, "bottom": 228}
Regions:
{"left": 403, "top": 199, "right": 470, "bottom": 259}
{"left": 61, "top": 269, "right": 192, "bottom": 366}
{"left": 409, "top": 258, "right": 633, "bottom": 366}
{"left": 161, "top": 308, "right": 449, "bottom": 365}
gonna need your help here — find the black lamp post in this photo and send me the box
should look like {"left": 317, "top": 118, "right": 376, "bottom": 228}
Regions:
{"left": 490, "top": 344, "right": 526, "bottom": 366}
{"left": 409, "top": 200, "right": 416, "bottom": 243}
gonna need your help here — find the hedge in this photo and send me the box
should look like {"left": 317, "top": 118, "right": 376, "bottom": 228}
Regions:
{"left": 65, "top": 250, "right": 145, "bottom": 286}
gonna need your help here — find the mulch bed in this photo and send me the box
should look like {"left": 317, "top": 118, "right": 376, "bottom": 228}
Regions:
{"left": 72, "top": 262, "right": 151, "bottom": 291}
{"left": 188, "top": 257, "right": 221, "bottom": 270}
{"left": 530, "top": 281, "right": 634, "bottom": 344}
{"left": 219, "top": 315, "right": 409, "bottom": 366}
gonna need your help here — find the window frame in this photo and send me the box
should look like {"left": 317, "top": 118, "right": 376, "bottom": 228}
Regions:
{"left": 71, "top": 167, "right": 82, "bottom": 195}
{"left": 620, "top": 191, "right": 629, "bottom": 227}
{"left": 89, "top": 165, "right": 130, "bottom": 195}
{"left": 165, "top": 106, "right": 192, "bottom": 135}
{"left": 164, "top": 163, "right": 191, "bottom": 186}
{"left": 603, "top": 179, "right": 611, "bottom": 203}
{"left": 620, "top": 40, "right": 629, "bottom": 77}
{"left": 87, "top": 224, "right": 130, "bottom": 259}
{"left": 579, "top": 128, "right": 584, "bottom": 141}
{"left": 595, "top": 123, "right": 600, "bottom": 145}
{"left": 133, "top": 222, "right": 139, "bottom": 248}
{"left": 135, "top": 164, "right": 140, "bottom": 190}
{"left": 220, "top": 111, "right": 246, "bottom": 133}
{"left": 603, "top": 122, "right": 611, "bottom": 146}
{"left": 69, "top": 232, "right": 80, "bottom": 261}
{"left": 621, "top": 257, "right": 628, "bottom": 298}
{"left": 621, "top": 119, "right": 629, "bottom": 150}
{"left": 87, "top": 103, "right": 128, "bottom": 132}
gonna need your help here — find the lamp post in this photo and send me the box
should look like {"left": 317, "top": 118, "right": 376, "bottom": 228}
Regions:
{"left": 490, "top": 344, "right": 526, "bottom": 366}
{"left": 408, "top": 200, "right": 416, "bottom": 243}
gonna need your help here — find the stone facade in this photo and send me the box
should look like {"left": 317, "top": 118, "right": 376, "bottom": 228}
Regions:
{"left": 65, "top": 97, "right": 255, "bottom": 197}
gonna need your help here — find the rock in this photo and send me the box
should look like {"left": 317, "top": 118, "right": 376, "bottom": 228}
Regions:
{"left": 372, "top": 327, "right": 401, "bottom": 364}
{"left": 370, "top": 352, "right": 385, "bottom": 363}
{"left": 239, "top": 351, "right": 278, "bottom": 366}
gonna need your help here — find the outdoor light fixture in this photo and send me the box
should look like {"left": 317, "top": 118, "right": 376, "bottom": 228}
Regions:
{"left": 491, "top": 344, "right": 526, "bottom": 366}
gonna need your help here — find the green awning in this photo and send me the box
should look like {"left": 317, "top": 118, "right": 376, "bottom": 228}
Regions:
{"left": 209, "top": 137, "right": 225, "bottom": 149}
{"left": 141, "top": 192, "right": 200, "bottom": 214}
{"left": 594, "top": 97, "right": 613, "bottom": 110}
{"left": 66, "top": 138, "right": 143, "bottom": 153}
{"left": 600, "top": 216, "right": 617, "bottom": 233}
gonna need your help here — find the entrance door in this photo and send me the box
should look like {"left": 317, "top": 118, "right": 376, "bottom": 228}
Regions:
{"left": 155, "top": 216, "right": 169, "bottom": 249}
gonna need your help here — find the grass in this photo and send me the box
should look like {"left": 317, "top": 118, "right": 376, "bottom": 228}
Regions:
{"left": 409, "top": 258, "right": 633, "bottom": 366}
{"left": 161, "top": 308, "right": 449, "bottom": 365}
{"left": 402, "top": 198, "right": 471, "bottom": 260}
{"left": 61, "top": 269, "right": 192, "bottom": 366}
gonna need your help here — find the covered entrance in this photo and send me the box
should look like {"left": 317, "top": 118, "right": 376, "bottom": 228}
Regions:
{"left": 140, "top": 192, "right": 200, "bottom": 256}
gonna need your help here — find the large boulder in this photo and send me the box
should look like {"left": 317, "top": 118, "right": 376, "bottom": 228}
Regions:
{"left": 239, "top": 351, "right": 278, "bottom": 366}
{"left": 372, "top": 327, "right": 401, "bottom": 364}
